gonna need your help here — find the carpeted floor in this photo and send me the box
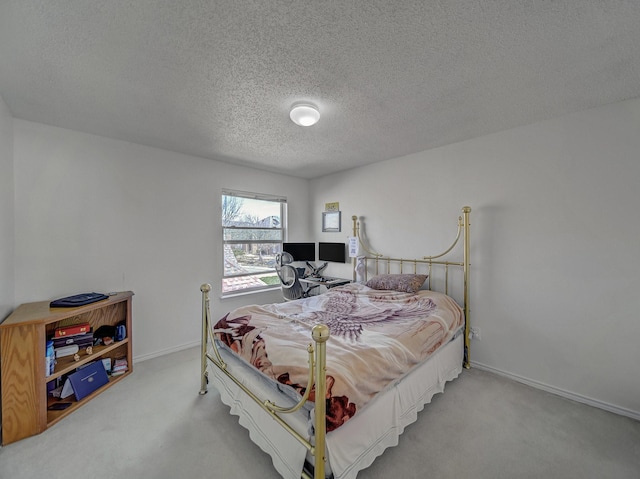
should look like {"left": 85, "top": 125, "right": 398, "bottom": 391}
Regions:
{"left": 1, "top": 346, "right": 638, "bottom": 479}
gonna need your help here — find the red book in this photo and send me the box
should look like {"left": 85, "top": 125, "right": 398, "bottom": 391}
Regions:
{"left": 54, "top": 322, "right": 91, "bottom": 338}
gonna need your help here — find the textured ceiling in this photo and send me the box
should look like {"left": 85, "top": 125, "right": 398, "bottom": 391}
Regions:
{"left": 1, "top": 1, "right": 639, "bottom": 179}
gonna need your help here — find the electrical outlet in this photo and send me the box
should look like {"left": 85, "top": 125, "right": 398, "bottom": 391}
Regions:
{"left": 470, "top": 327, "right": 481, "bottom": 340}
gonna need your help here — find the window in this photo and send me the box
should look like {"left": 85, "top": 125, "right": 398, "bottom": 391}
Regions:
{"left": 222, "top": 190, "right": 286, "bottom": 295}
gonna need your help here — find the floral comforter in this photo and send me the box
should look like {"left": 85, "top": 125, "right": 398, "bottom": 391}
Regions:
{"left": 214, "top": 283, "right": 463, "bottom": 431}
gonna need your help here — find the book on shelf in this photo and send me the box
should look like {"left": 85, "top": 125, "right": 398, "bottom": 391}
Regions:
{"left": 54, "top": 344, "right": 79, "bottom": 358}
{"left": 54, "top": 322, "right": 91, "bottom": 338}
{"left": 101, "top": 358, "right": 112, "bottom": 374}
{"left": 67, "top": 361, "right": 109, "bottom": 401}
{"left": 53, "top": 331, "right": 94, "bottom": 349}
{"left": 111, "top": 358, "right": 128, "bottom": 376}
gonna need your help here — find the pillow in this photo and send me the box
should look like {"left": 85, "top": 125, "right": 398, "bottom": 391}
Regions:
{"left": 365, "top": 274, "right": 428, "bottom": 293}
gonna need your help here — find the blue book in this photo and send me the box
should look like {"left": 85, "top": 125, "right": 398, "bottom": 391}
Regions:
{"left": 67, "top": 361, "right": 109, "bottom": 401}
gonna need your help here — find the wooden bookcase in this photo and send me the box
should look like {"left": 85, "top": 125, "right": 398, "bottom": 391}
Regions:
{"left": 0, "top": 291, "right": 133, "bottom": 445}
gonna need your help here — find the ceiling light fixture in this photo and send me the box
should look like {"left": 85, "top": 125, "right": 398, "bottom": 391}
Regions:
{"left": 289, "top": 102, "right": 320, "bottom": 126}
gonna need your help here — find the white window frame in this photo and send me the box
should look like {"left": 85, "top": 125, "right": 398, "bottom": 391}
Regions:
{"left": 221, "top": 189, "right": 287, "bottom": 296}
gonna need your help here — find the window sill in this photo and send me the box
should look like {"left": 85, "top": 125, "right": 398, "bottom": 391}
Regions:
{"left": 220, "top": 285, "right": 280, "bottom": 300}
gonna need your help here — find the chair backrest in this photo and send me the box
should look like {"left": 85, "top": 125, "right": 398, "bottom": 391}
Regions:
{"left": 275, "top": 252, "right": 305, "bottom": 301}
{"left": 274, "top": 252, "right": 292, "bottom": 282}
{"left": 279, "top": 264, "right": 306, "bottom": 301}
{"left": 276, "top": 251, "right": 294, "bottom": 267}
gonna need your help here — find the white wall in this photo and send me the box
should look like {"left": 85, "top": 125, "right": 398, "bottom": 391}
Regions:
{"left": 310, "top": 98, "right": 640, "bottom": 419}
{"left": 0, "top": 94, "right": 14, "bottom": 320}
{"left": 8, "top": 98, "right": 640, "bottom": 419}
{"left": 13, "top": 121, "right": 310, "bottom": 360}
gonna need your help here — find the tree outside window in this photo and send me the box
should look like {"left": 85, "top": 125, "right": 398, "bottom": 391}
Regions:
{"left": 222, "top": 190, "right": 286, "bottom": 295}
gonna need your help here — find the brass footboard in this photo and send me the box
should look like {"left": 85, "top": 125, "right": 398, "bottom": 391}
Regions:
{"left": 199, "top": 283, "right": 328, "bottom": 479}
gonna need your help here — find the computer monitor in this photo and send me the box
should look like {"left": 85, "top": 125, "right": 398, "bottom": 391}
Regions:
{"left": 282, "top": 242, "right": 316, "bottom": 261}
{"left": 318, "top": 242, "right": 346, "bottom": 263}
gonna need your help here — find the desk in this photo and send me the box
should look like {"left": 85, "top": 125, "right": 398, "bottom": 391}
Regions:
{"left": 299, "top": 276, "right": 351, "bottom": 293}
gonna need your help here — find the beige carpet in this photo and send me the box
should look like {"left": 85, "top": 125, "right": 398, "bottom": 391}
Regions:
{"left": 1, "top": 346, "right": 639, "bottom": 478}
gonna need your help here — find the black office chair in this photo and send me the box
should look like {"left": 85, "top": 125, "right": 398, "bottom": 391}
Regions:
{"left": 275, "top": 252, "right": 319, "bottom": 301}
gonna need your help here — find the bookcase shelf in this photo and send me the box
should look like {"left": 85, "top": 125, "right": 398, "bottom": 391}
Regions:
{"left": 0, "top": 291, "right": 133, "bottom": 445}
{"left": 49, "top": 339, "right": 129, "bottom": 380}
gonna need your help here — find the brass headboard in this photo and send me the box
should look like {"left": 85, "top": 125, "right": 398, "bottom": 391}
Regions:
{"left": 351, "top": 206, "right": 471, "bottom": 367}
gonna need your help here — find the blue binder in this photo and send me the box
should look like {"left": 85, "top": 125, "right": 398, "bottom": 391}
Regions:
{"left": 68, "top": 361, "right": 109, "bottom": 401}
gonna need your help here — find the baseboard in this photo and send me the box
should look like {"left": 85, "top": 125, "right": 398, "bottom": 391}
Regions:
{"left": 133, "top": 339, "right": 201, "bottom": 363}
{"left": 471, "top": 361, "right": 640, "bottom": 422}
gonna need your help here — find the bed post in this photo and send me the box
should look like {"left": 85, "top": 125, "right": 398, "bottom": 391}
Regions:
{"left": 462, "top": 207, "right": 471, "bottom": 369}
{"left": 312, "top": 324, "right": 330, "bottom": 479}
{"left": 352, "top": 215, "right": 358, "bottom": 282}
{"left": 199, "top": 283, "right": 211, "bottom": 395}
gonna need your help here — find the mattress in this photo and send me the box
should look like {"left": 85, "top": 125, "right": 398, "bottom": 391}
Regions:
{"left": 213, "top": 284, "right": 463, "bottom": 433}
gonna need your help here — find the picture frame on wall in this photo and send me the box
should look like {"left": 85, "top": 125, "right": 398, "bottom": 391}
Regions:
{"left": 322, "top": 211, "right": 341, "bottom": 232}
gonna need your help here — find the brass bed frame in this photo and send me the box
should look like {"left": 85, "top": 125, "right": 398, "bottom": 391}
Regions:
{"left": 199, "top": 206, "right": 471, "bottom": 479}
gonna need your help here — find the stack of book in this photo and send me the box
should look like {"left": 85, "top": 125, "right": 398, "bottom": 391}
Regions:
{"left": 111, "top": 357, "right": 128, "bottom": 376}
{"left": 52, "top": 323, "right": 94, "bottom": 358}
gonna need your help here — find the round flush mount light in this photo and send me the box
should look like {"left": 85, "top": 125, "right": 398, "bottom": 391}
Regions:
{"left": 289, "top": 102, "right": 320, "bottom": 126}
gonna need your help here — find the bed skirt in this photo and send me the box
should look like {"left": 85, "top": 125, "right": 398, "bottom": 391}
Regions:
{"left": 209, "top": 331, "right": 464, "bottom": 479}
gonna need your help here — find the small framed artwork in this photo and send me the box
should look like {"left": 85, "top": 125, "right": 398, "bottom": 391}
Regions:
{"left": 325, "top": 202, "right": 340, "bottom": 212}
{"left": 322, "top": 211, "right": 341, "bottom": 232}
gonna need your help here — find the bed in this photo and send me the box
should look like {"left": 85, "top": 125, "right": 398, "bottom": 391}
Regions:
{"left": 199, "top": 206, "right": 471, "bottom": 479}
